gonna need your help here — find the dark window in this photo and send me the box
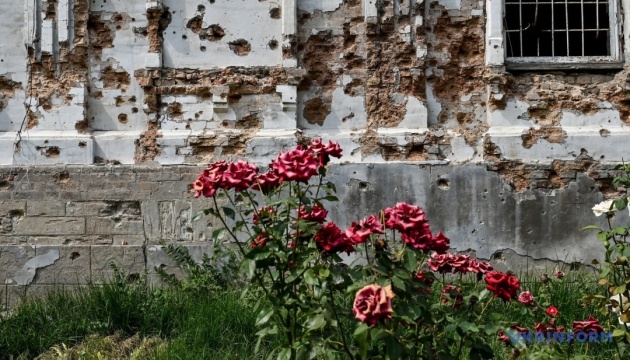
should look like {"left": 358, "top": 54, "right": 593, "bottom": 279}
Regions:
{"left": 505, "top": 0, "right": 610, "bottom": 57}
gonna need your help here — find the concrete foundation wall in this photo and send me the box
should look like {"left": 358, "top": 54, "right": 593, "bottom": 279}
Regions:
{"left": 0, "top": 163, "right": 614, "bottom": 308}
{"left": 0, "top": 0, "right": 629, "bottom": 304}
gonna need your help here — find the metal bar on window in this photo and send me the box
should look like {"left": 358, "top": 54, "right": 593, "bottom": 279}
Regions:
{"left": 551, "top": 0, "right": 555, "bottom": 56}
{"left": 534, "top": 0, "right": 540, "bottom": 56}
{"left": 519, "top": 0, "right": 524, "bottom": 55}
{"left": 565, "top": 0, "right": 570, "bottom": 55}
{"left": 581, "top": 0, "right": 585, "bottom": 55}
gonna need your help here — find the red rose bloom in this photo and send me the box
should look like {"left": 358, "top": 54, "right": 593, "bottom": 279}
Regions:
{"left": 441, "top": 285, "right": 464, "bottom": 308}
{"left": 352, "top": 284, "right": 395, "bottom": 326}
{"left": 510, "top": 324, "right": 529, "bottom": 335}
{"left": 498, "top": 329, "right": 511, "bottom": 345}
{"left": 400, "top": 223, "right": 433, "bottom": 251}
{"left": 536, "top": 320, "right": 564, "bottom": 334}
{"left": 416, "top": 270, "right": 435, "bottom": 292}
{"left": 251, "top": 233, "right": 268, "bottom": 248}
{"left": 485, "top": 271, "right": 520, "bottom": 302}
{"left": 253, "top": 206, "right": 275, "bottom": 225}
{"left": 297, "top": 204, "right": 328, "bottom": 223}
{"left": 383, "top": 203, "right": 428, "bottom": 233}
{"left": 252, "top": 170, "right": 283, "bottom": 193}
{"left": 315, "top": 222, "right": 355, "bottom": 254}
{"left": 545, "top": 306, "right": 559, "bottom": 318}
{"left": 518, "top": 291, "right": 534, "bottom": 306}
{"left": 467, "top": 258, "right": 493, "bottom": 274}
{"left": 573, "top": 316, "right": 604, "bottom": 334}
{"left": 223, "top": 160, "right": 258, "bottom": 191}
{"left": 271, "top": 146, "right": 319, "bottom": 183}
{"left": 428, "top": 253, "right": 454, "bottom": 273}
{"left": 345, "top": 215, "right": 384, "bottom": 244}
{"left": 430, "top": 231, "right": 451, "bottom": 254}
{"left": 308, "top": 138, "right": 343, "bottom": 166}
{"left": 192, "top": 161, "right": 228, "bottom": 198}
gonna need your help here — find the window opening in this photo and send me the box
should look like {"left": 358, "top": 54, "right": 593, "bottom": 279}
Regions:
{"left": 504, "top": 0, "right": 610, "bottom": 57}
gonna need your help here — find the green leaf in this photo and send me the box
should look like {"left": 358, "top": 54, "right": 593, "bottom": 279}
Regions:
{"left": 304, "top": 269, "right": 318, "bottom": 286}
{"left": 391, "top": 276, "right": 406, "bottom": 292}
{"left": 459, "top": 321, "right": 479, "bottom": 333}
{"left": 254, "top": 326, "right": 278, "bottom": 354}
{"left": 615, "top": 197, "right": 629, "bottom": 211}
{"left": 483, "top": 324, "right": 500, "bottom": 336}
{"left": 581, "top": 225, "right": 603, "bottom": 231}
{"left": 318, "top": 268, "right": 330, "bottom": 278}
{"left": 615, "top": 227, "right": 629, "bottom": 236}
{"left": 404, "top": 249, "right": 417, "bottom": 272}
{"left": 256, "top": 307, "right": 274, "bottom": 326}
{"left": 323, "top": 195, "right": 339, "bottom": 202}
{"left": 223, "top": 206, "right": 236, "bottom": 220}
{"left": 384, "top": 335, "right": 402, "bottom": 360}
{"left": 353, "top": 323, "right": 369, "bottom": 337}
{"left": 470, "top": 342, "right": 494, "bottom": 360}
{"left": 211, "top": 228, "right": 226, "bottom": 246}
{"left": 613, "top": 329, "right": 626, "bottom": 338}
{"left": 243, "top": 258, "right": 256, "bottom": 278}
{"left": 354, "top": 323, "right": 369, "bottom": 359}
{"left": 306, "top": 314, "right": 326, "bottom": 331}
{"left": 276, "top": 348, "right": 291, "bottom": 360}
{"left": 478, "top": 289, "right": 490, "bottom": 301}
{"left": 192, "top": 209, "right": 210, "bottom": 222}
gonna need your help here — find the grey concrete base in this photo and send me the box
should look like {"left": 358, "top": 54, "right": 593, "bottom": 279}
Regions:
{"left": 0, "top": 162, "right": 615, "bottom": 307}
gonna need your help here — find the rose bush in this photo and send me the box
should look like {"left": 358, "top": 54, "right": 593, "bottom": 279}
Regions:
{"left": 191, "top": 139, "right": 530, "bottom": 359}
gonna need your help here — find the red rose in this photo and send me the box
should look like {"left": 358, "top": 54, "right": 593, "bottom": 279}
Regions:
{"left": 441, "top": 285, "right": 463, "bottom": 308}
{"left": 400, "top": 223, "right": 433, "bottom": 251}
{"left": 428, "top": 253, "right": 454, "bottom": 273}
{"left": 192, "top": 161, "right": 228, "bottom": 198}
{"left": 271, "top": 146, "right": 319, "bottom": 183}
{"left": 545, "top": 306, "right": 559, "bottom": 318}
{"left": 467, "top": 258, "right": 493, "bottom": 274}
{"left": 383, "top": 203, "right": 428, "bottom": 233}
{"left": 449, "top": 254, "right": 470, "bottom": 274}
{"left": 554, "top": 268, "right": 565, "bottom": 279}
{"left": 308, "top": 138, "right": 343, "bottom": 166}
{"left": 251, "top": 233, "right": 268, "bottom": 248}
{"left": 352, "top": 284, "right": 395, "bottom": 326}
{"left": 416, "top": 270, "right": 435, "bottom": 292}
{"left": 498, "top": 329, "right": 511, "bottom": 345}
{"left": 573, "top": 316, "right": 604, "bottom": 334}
{"left": 518, "top": 291, "right": 534, "bottom": 306}
{"left": 485, "top": 271, "right": 520, "bottom": 302}
{"left": 251, "top": 170, "right": 283, "bottom": 193}
{"left": 297, "top": 204, "right": 328, "bottom": 223}
{"left": 315, "top": 222, "right": 355, "bottom": 254}
{"left": 345, "top": 215, "right": 384, "bottom": 244}
{"left": 253, "top": 206, "right": 275, "bottom": 225}
{"left": 510, "top": 324, "right": 529, "bottom": 334}
{"left": 536, "top": 320, "right": 564, "bottom": 334}
{"left": 430, "top": 231, "right": 451, "bottom": 254}
{"left": 223, "top": 160, "right": 258, "bottom": 191}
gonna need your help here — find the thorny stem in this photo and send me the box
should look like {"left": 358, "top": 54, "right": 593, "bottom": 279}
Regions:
{"left": 211, "top": 195, "right": 271, "bottom": 298}
{"left": 225, "top": 190, "right": 275, "bottom": 281}
{"left": 364, "top": 240, "right": 372, "bottom": 267}
{"left": 329, "top": 282, "right": 355, "bottom": 360}
{"left": 476, "top": 296, "right": 494, "bottom": 322}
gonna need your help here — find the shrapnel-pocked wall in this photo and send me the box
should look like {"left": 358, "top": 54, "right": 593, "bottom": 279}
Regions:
{"left": 1, "top": 0, "right": 629, "bottom": 307}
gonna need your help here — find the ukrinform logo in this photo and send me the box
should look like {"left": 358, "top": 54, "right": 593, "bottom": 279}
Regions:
{"left": 506, "top": 330, "right": 613, "bottom": 343}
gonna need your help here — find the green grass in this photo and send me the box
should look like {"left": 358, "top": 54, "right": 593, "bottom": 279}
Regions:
{"left": 0, "top": 271, "right": 622, "bottom": 359}
{"left": 0, "top": 280, "right": 274, "bottom": 359}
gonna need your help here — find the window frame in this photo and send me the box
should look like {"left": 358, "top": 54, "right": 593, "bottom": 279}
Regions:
{"left": 485, "top": 0, "right": 624, "bottom": 70}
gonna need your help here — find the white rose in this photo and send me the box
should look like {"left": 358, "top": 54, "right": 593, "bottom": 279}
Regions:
{"left": 609, "top": 294, "right": 630, "bottom": 325}
{"left": 592, "top": 199, "right": 616, "bottom": 217}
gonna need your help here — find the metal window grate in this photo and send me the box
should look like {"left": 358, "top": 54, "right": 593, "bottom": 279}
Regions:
{"left": 504, "top": 0, "right": 611, "bottom": 57}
